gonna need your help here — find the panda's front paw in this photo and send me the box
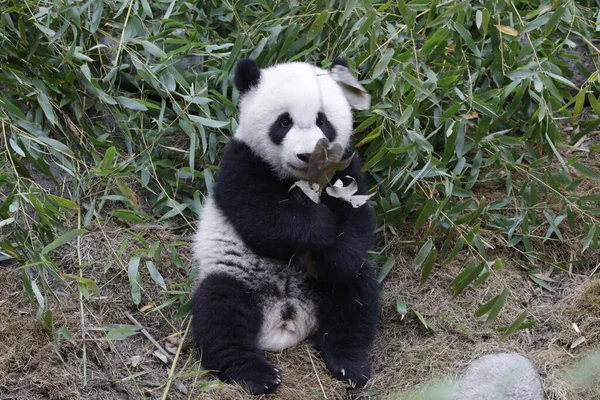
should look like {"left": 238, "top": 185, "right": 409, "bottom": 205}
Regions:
{"left": 290, "top": 185, "right": 312, "bottom": 206}
{"left": 298, "top": 203, "right": 337, "bottom": 250}
{"left": 220, "top": 356, "right": 282, "bottom": 395}
{"left": 321, "top": 347, "right": 371, "bottom": 389}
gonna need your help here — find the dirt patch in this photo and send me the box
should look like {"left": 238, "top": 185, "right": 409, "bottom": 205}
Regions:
{"left": 1, "top": 222, "right": 599, "bottom": 400}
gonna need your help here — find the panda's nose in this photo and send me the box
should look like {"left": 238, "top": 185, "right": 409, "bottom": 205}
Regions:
{"left": 296, "top": 153, "right": 311, "bottom": 163}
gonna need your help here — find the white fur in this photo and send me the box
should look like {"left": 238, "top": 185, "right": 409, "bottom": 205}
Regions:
{"left": 258, "top": 299, "right": 317, "bottom": 352}
{"left": 234, "top": 62, "right": 353, "bottom": 180}
{"left": 193, "top": 198, "right": 317, "bottom": 351}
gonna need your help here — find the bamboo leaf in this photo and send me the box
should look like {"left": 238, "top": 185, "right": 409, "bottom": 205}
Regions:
{"left": 128, "top": 256, "right": 142, "bottom": 305}
{"left": 41, "top": 229, "right": 88, "bottom": 255}
{"left": 499, "top": 311, "right": 530, "bottom": 341}
{"left": 419, "top": 248, "right": 438, "bottom": 287}
{"left": 495, "top": 25, "right": 518, "bottom": 36}
{"left": 377, "top": 256, "right": 396, "bottom": 284}
{"left": 483, "top": 288, "right": 509, "bottom": 327}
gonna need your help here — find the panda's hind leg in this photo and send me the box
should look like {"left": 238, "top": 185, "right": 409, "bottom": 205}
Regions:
{"left": 312, "top": 263, "right": 379, "bottom": 388}
{"left": 192, "top": 273, "right": 282, "bottom": 394}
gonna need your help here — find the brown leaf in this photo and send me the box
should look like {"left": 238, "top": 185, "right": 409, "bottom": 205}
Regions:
{"left": 165, "top": 336, "right": 180, "bottom": 354}
{"left": 495, "top": 25, "right": 519, "bottom": 36}
{"left": 307, "top": 138, "right": 354, "bottom": 190}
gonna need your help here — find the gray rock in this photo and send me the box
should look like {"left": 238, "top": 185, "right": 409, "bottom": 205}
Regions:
{"left": 444, "top": 353, "right": 545, "bottom": 400}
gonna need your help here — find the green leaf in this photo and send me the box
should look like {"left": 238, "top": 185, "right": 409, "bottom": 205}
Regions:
{"left": 307, "top": 10, "right": 328, "bottom": 42}
{"left": 483, "top": 288, "right": 509, "bottom": 327}
{"left": 117, "top": 97, "right": 148, "bottom": 111}
{"left": 0, "top": 97, "right": 26, "bottom": 119}
{"left": 583, "top": 225, "right": 597, "bottom": 253}
{"left": 453, "top": 22, "right": 478, "bottom": 55}
{"left": 588, "top": 93, "right": 600, "bottom": 115}
{"left": 37, "top": 91, "right": 56, "bottom": 125}
{"left": 90, "top": 0, "right": 104, "bottom": 33}
{"left": 105, "top": 325, "right": 142, "bottom": 340}
{"left": 41, "top": 229, "right": 88, "bottom": 255}
{"left": 475, "top": 10, "right": 483, "bottom": 29}
{"left": 128, "top": 256, "right": 142, "bottom": 305}
{"left": 175, "top": 300, "right": 192, "bottom": 319}
{"left": 396, "top": 300, "right": 408, "bottom": 316}
{"left": 189, "top": 115, "right": 229, "bottom": 128}
{"left": 500, "top": 311, "right": 530, "bottom": 341}
{"left": 528, "top": 273, "right": 554, "bottom": 291}
{"left": 454, "top": 198, "right": 487, "bottom": 225}
{"left": 340, "top": 0, "right": 359, "bottom": 25}
{"left": 573, "top": 163, "right": 600, "bottom": 180}
{"left": 47, "top": 195, "right": 79, "bottom": 210}
{"left": 372, "top": 48, "right": 394, "bottom": 80}
{"left": 139, "top": 40, "right": 167, "bottom": 58}
{"left": 110, "top": 210, "right": 147, "bottom": 223}
{"left": 435, "top": 312, "right": 472, "bottom": 336}
{"left": 415, "top": 199, "right": 436, "bottom": 231}
{"left": 414, "top": 239, "right": 434, "bottom": 270}
{"left": 146, "top": 261, "right": 166, "bottom": 289}
{"left": 58, "top": 326, "right": 75, "bottom": 344}
{"left": 419, "top": 248, "right": 438, "bottom": 287}
{"left": 377, "top": 256, "right": 396, "bottom": 284}
{"left": 408, "top": 130, "right": 434, "bottom": 152}
{"left": 62, "top": 274, "right": 100, "bottom": 297}
{"left": 450, "top": 260, "right": 484, "bottom": 296}
{"left": 413, "top": 310, "right": 430, "bottom": 330}
{"left": 475, "top": 290, "right": 502, "bottom": 317}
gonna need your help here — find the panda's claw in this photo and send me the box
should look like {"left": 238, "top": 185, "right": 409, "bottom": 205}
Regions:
{"left": 320, "top": 347, "right": 371, "bottom": 389}
{"left": 220, "top": 357, "right": 282, "bottom": 395}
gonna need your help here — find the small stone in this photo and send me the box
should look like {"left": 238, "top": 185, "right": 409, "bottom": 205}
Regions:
{"left": 444, "top": 353, "right": 544, "bottom": 400}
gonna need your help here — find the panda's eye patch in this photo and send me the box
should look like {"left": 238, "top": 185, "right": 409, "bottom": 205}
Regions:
{"left": 316, "top": 112, "right": 337, "bottom": 142}
{"left": 269, "top": 112, "right": 294, "bottom": 145}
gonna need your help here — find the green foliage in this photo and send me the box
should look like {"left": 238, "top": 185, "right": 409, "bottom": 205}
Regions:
{"left": 1, "top": 0, "right": 599, "bottom": 339}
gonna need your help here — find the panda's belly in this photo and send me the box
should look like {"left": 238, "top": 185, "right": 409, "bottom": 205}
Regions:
{"left": 193, "top": 197, "right": 318, "bottom": 352}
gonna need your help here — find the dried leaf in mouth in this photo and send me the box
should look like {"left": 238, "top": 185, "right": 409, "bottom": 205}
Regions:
{"left": 307, "top": 138, "right": 354, "bottom": 190}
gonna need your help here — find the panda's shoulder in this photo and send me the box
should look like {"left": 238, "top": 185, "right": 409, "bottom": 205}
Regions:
{"left": 218, "top": 139, "right": 272, "bottom": 180}
{"left": 214, "top": 139, "right": 284, "bottom": 202}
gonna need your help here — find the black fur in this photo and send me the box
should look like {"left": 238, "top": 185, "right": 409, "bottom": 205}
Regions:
{"left": 194, "top": 139, "right": 378, "bottom": 392}
{"left": 313, "top": 147, "right": 374, "bottom": 281}
{"left": 234, "top": 59, "right": 261, "bottom": 94}
{"left": 331, "top": 57, "right": 349, "bottom": 68}
{"left": 269, "top": 112, "right": 294, "bottom": 145}
{"left": 316, "top": 112, "right": 337, "bottom": 142}
{"left": 213, "top": 139, "right": 339, "bottom": 260}
{"left": 313, "top": 263, "right": 379, "bottom": 387}
{"left": 192, "top": 273, "right": 282, "bottom": 395}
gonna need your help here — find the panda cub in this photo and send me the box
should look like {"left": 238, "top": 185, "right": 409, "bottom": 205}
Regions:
{"left": 192, "top": 58, "right": 379, "bottom": 395}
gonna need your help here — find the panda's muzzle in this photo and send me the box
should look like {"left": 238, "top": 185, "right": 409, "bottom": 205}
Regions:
{"left": 296, "top": 153, "right": 311, "bottom": 163}
{"left": 286, "top": 162, "right": 308, "bottom": 173}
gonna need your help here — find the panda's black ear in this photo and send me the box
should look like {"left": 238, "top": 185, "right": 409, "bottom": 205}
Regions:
{"left": 331, "top": 57, "right": 349, "bottom": 68}
{"left": 234, "top": 59, "right": 261, "bottom": 94}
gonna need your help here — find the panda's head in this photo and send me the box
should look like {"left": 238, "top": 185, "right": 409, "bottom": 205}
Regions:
{"left": 232, "top": 58, "right": 370, "bottom": 181}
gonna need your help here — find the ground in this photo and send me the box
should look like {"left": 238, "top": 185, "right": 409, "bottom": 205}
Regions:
{"left": 1, "top": 222, "right": 599, "bottom": 400}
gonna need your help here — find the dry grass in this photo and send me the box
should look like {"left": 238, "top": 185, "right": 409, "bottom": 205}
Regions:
{"left": 1, "top": 221, "right": 599, "bottom": 400}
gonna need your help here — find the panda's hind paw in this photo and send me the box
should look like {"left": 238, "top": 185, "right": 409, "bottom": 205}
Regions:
{"left": 321, "top": 348, "right": 371, "bottom": 389}
{"left": 220, "top": 356, "right": 282, "bottom": 395}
